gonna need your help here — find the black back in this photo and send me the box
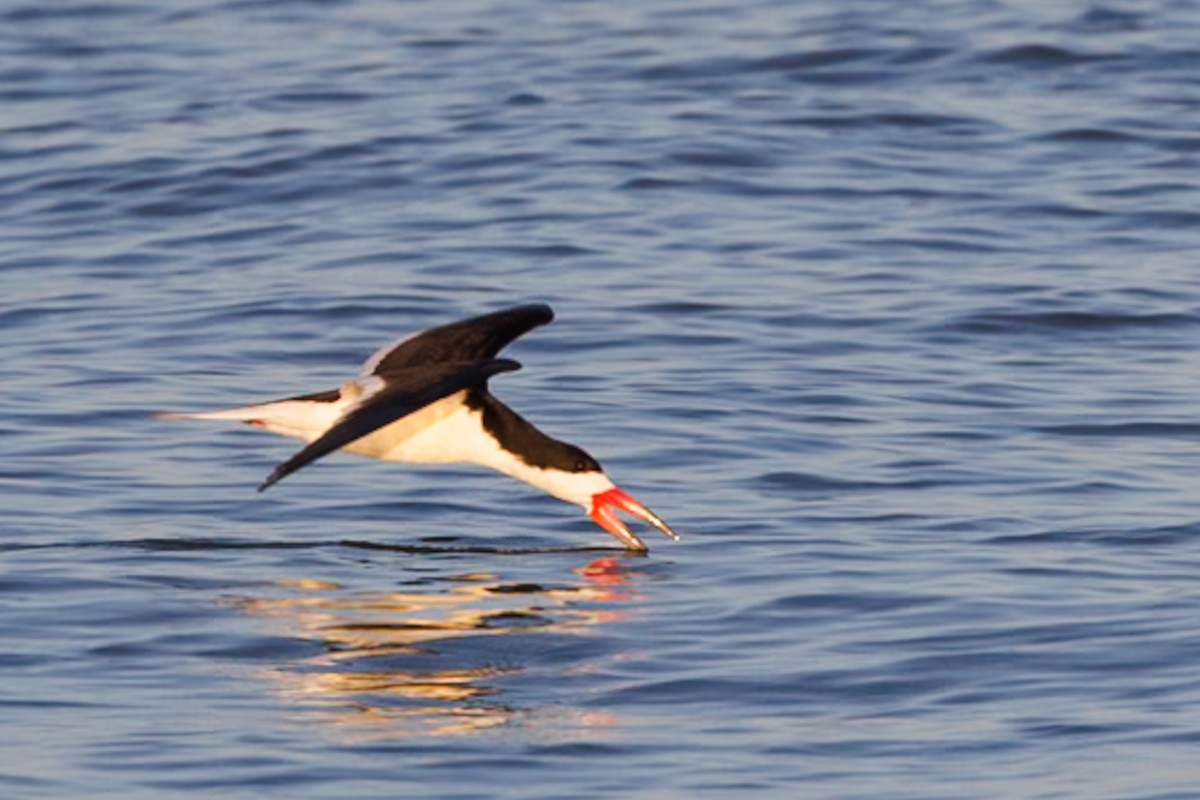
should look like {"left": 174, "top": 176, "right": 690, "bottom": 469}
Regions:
{"left": 369, "top": 304, "right": 553, "bottom": 374}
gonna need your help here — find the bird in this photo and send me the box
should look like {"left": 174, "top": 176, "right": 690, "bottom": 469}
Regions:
{"left": 159, "top": 303, "right": 679, "bottom": 552}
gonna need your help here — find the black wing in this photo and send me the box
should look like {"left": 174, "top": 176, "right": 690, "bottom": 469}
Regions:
{"left": 258, "top": 358, "right": 521, "bottom": 492}
{"left": 364, "top": 304, "right": 553, "bottom": 375}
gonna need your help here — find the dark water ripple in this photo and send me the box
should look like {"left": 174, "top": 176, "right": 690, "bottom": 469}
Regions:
{"left": 5, "top": 0, "right": 1200, "bottom": 798}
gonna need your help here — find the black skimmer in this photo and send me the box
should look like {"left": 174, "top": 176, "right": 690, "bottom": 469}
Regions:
{"left": 159, "top": 304, "right": 678, "bottom": 551}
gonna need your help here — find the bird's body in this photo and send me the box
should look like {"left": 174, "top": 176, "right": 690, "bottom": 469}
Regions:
{"left": 160, "top": 304, "right": 677, "bottom": 551}
{"left": 200, "top": 389, "right": 487, "bottom": 465}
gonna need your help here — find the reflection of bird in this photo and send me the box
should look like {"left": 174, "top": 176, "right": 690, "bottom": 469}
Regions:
{"left": 160, "top": 304, "right": 678, "bottom": 550}
{"left": 237, "top": 562, "right": 632, "bottom": 738}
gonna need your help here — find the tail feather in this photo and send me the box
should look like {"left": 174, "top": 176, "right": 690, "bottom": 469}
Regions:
{"left": 157, "top": 407, "right": 270, "bottom": 422}
{"left": 156, "top": 396, "right": 344, "bottom": 441}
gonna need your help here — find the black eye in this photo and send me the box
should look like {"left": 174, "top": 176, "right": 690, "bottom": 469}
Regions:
{"left": 565, "top": 446, "right": 599, "bottom": 473}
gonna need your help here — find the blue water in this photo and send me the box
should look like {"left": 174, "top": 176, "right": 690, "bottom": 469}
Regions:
{"left": 5, "top": 1, "right": 1200, "bottom": 797}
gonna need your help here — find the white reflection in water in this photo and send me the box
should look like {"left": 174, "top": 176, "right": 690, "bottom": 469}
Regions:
{"left": 229, "top": 558, "right": 639, "bottom": 739}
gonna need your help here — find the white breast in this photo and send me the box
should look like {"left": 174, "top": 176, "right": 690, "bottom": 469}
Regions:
{"left": 346, "top": 391, "right": 491, "bottom": 464}
{"left": 351, "top": 394, "right": 616, "bottom": 508}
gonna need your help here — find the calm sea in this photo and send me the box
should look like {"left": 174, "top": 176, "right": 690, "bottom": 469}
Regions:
{"left": 4, "top": 1, "right": 1200, "bottom": 798}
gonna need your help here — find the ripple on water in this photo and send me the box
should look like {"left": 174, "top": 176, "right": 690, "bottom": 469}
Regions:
{"left": 6, "top": 0, "right": 1200, "bottom": 798}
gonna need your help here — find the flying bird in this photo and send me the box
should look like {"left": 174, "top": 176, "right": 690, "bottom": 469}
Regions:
{"left": 159, "top": 304, "right": 678, "bottom": 551}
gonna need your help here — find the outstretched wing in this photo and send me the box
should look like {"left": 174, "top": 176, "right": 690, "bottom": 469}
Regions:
{"left": 362, "top": 304, "right": 553, "bottom": 375}
{"left": 258, "top": 358, "right": 521, "bottom": 491}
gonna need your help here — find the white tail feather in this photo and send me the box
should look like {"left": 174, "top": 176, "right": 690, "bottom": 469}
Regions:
{"left": 157, "top": 407, "right": 265, "bottom": 422}
{"left": 157, "top": 399, "right": 344, "bottom": 442}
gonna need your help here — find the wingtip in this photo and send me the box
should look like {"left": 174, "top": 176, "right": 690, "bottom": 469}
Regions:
{"left": 489, "top": 357, "right": 523, "bottom": 376}
{"left": 257, "top": 466, "right": 286, "bottom": 493}
{"left": 512, "top": 303, "right": 554, "bottom": 325}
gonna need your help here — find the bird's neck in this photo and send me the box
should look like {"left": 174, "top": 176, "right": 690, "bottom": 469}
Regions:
{"left": 463, "top": 392, "right": 614, "bottom": 506}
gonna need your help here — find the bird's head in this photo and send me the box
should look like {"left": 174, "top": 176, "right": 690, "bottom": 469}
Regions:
{"left": 523, "top": 444, "right": 679, "bottom": 551}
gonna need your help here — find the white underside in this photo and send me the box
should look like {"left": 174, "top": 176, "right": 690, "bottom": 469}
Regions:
{"left": 164, "top": 388, "right": 614, "bottom": 507}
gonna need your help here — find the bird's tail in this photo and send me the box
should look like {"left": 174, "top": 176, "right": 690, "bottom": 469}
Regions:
{"left": 156, "top": 395, "right": 341, "bottom": 442}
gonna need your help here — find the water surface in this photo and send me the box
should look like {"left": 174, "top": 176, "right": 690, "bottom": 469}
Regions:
{"left": 4, "top": 1, "right": 1200, "bottom": 798}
